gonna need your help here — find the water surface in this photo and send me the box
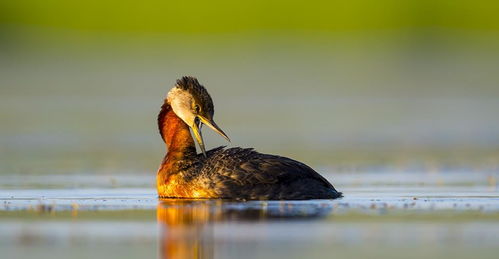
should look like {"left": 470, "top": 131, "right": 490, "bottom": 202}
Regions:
{"left": 1, "top": 171, "right": 498, "bottom": 259}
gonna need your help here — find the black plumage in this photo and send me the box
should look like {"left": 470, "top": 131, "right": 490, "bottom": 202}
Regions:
{"left": 182, "top": 146, "right": 342, "bottom": 200}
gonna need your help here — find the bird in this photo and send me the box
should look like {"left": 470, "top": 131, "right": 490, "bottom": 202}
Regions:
{"left": 156, "top": 76, "right": 342, "bottom": 200}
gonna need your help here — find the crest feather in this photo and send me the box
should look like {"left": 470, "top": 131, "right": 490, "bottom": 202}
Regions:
{"left": 173, "top": 76, "right": 214, "bottom": 117}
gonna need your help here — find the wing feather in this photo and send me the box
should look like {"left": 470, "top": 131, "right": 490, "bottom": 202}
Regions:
{"left": 197, "top": 147, "right": 341, "bottom": 199}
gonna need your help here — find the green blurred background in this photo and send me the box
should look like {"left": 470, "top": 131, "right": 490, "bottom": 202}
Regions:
{"left": 1, "top": 0, "right": 499, "bottom": 175}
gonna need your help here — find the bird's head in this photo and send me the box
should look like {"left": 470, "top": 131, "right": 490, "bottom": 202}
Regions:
{"left": 167, "top": 76, "right": 230, "bottom": 156}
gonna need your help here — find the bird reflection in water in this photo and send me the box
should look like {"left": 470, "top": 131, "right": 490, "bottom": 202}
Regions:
{"left": 157, "top": 199, "right": 333, "bottom": 259}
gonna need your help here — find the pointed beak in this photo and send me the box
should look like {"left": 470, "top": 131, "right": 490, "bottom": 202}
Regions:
{"left": 191, "top": 118, "right": 206, "bottom": 157}
{"left": 198, "top": 116, "right": 230, "bottom": 142}
{"left": 191, "top": 115, "right": 230, "bottom": 157}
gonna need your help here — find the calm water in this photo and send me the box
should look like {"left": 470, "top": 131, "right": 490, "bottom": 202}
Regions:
{"left": 1, "top": 171, "right": 498, "bottom": 259}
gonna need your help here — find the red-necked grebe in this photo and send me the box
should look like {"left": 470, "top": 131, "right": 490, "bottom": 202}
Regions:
{"left": 157, "top": 76, "right": 342, "bottom": 200}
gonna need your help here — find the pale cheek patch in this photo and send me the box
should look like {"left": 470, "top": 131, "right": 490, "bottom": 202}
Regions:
{"left": 168, "top": 87, "right": 195, "bottom": 125}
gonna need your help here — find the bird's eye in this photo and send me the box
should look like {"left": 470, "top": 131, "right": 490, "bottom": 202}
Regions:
{"left": 194, "top": 104, "right": 201, "bottom": 113}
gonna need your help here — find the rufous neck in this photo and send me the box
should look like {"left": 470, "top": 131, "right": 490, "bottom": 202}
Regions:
{"left": 158, "top": 102, "right": 196, "bottom": 155}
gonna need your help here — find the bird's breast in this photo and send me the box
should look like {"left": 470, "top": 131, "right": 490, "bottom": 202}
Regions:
{"left": 157, "top": 172, "right": 217, "bottom": 199}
